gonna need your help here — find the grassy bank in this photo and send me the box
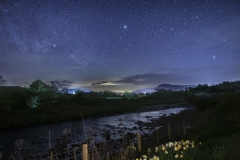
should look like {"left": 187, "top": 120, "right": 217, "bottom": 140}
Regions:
{"left": 2, "top": 107, "right": 240, "bottom": 159}
{"left": 132, "top": 107, "right": 240, "bottom": 160}
{"left": 186, "top": 110, "right": 240, "bottom": 160}
{"left": 1, "top": 81, "right": 240, "bottom": 159}
{"left": 0, "top": 97, "right": 183, "bottom": 129}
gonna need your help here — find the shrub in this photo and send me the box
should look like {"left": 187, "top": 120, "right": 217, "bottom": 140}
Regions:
{"left": 217, "top": 92, "right": 240, "bottom": 129}
{"left": 210, "top": 145, "right": 226, "bottom": 160}
{"left": 0, "top": 87, "right": 33, "bottom": 109}
{"left": 196, "top": 99, "right": 208, "bottom": 111}
{"left": 185, "top": 94, "right": 199, "bottom": 105}
{"left": 26, "top": 96, "right": 41, "bottom": 108}
{"left": 208, "top": 98, "right": 220, "bottom": 108}
{"left": 123, "top": 92, "right": 133, "bottom": 101}
{"left": 196, "top": 98, "right": 220, "bottom": 111}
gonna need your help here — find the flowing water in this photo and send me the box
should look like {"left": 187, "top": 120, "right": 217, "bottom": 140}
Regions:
{"left": 0, "top": 106, "right": 191, "bottom": 159}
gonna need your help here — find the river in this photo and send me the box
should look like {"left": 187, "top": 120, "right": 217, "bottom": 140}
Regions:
{"left": 0, "top": 105, "right": 193, "bottom": 159}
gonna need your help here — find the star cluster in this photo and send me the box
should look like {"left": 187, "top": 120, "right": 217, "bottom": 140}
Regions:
{"left": 0, "top": 0, "right": 240, "bottom": 92}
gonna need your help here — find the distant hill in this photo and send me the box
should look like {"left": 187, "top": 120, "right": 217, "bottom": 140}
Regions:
{"left": 132, "top": 84, "right": 196, "bottom": 94}
{"left": 131, "top": 88, "right": 156, "bottom": 94}
{"left": 156, "top": 84, "right": 196, "bottom": 91}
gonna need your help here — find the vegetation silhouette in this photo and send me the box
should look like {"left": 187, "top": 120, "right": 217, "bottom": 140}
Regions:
{"left": 1, "top": 77, "right": 240, "bottom": 159}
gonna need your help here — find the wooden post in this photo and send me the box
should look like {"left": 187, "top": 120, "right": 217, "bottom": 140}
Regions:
{"left": 82, "top": 144, "right": 88, "bottom": 160}
{"left": 183, "top": 121, "right": 186, "bottom": 135}
{"left": 137, "top": 132, "right": 141, "bottom": 151}
{"left": 73, "top": 148, "right": 76, "bottom": 160}
{"left": 122, "top": 134, "right": 125, "bottom": 148}
{"left": 168, "top": 123, "right": 171, "bottom": 140}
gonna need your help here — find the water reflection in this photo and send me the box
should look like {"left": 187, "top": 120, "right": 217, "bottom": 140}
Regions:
{"left": 0, "top": 107, "right": 189, "bottom": 159}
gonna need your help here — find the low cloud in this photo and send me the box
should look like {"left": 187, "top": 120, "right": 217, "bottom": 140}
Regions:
{"left": 45, "top": 80, "right": 73, "bottom": 89}
{"left": 91, "top": 81, "right": 108, "bottom": 85}
{"left": 113, "top": 72, "right": 193, "bottom": 86}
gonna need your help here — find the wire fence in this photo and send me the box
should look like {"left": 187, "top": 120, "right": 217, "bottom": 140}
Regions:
{"left": 5, "top": 107, "right": 216, "bottom": 160}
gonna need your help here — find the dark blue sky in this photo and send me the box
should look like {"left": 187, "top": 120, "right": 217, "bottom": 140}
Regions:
{"left": 0, "top": 0, "right": 240, "bottom": 92}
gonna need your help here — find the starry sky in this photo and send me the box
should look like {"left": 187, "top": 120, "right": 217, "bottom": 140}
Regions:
{"left": 0, "top": 0, "right": 240, "bottom": 92}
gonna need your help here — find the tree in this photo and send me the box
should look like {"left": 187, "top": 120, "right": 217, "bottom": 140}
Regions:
{"left": 28, "top": 80, "right": 50, "bottom": 93}
{"left": 138, "top": 92, "right": 145, "bottom": 97}
{"left": 74, "top": 90, "right": 86, "bottom": 98}
{"left": 123, "top": 91, "right": 133, "bottom": 101}
{"left": 211, "top": 86, "right": 217, "bottom": 92}
{"left": 217, "top": 93, "right": 240, "bottom": 129}
{"left": 50, "top": 81, "right": 58, "bottom": 92}
{"left": 196, "top": 84, "right": 208, "bottom": 90}
{"left": 61, "top": 88, "right": 69, "bottom": 94}
{"left": 26, "top": 96, "right": 41, "bottom": 108}
{"left": 0, "top": 75, "right": 7, "bottom": 86}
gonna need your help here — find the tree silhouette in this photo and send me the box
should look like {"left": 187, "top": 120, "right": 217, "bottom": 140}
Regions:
{"left": 50, "top": 81, "right": 58, "bottom": 92}
{"left": 123, "top": 91, "right": 133, "bottom": 101}
{"left": 0, "top": 75, "right": 7, "bottom": 86}
{"left": 28, "top": 80, "right": 50, "bottom": 93}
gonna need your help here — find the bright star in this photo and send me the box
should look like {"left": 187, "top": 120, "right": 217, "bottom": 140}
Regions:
{"left": 213, "top": 55, "right": 216, "bottom": 59}
{"left": 123, "top": 25, "right": 127, "bottom": 29}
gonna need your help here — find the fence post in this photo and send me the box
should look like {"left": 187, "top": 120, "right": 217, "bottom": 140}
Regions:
{"left": 137, "top": 132, "right": 141, "bottom": 151}
{"left": 168, "top": 123, "right": 171, "bottom": 140}
{"left": 82, "top": 144, "right": 88, "bottom": 160}
{"left": 183, "top": 121, "right": 186, "bottom": 135}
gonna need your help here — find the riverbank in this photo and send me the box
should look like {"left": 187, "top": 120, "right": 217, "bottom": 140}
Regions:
{"left": 0, "top": 97, "right": 185, "bottom": 129}
{"left": 2, "top": 105, "right": 239, "bottom": 160}
{"left": 69, "top": 105, "right": 239, "bottom": 160}
{"left": 135, "top": 107, "right": 240, "bottom": 160}
{"left": 135, "top": 102, "right": 194, "bottom": 112}
{"left": 80, "top": 106, "right": 240, "bottom": 160}
{"left": 25, "top": 107, "right": 199, "bottom": 160}
{"left": 0, "top": 106, "right": 191, "bottom": 159}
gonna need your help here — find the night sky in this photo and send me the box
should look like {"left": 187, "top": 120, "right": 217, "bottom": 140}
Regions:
{"left": 0, "top": 0, "right": 240, "bottom": 92}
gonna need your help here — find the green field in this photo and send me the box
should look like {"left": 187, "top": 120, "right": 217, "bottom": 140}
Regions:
{"left": 0, "top": 96, "right": 183, "bottom": 129}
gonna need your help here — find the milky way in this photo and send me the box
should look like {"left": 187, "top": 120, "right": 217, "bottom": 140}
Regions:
{"left": 0, "top": 0, "right": 240, "bottom": 92}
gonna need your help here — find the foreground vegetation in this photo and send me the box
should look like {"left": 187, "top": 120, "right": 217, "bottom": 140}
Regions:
{"left": 137, "top": 107, "right": 240, "bottom": 160}
{"left": 7, "top": 95, "right": 240, "bottom": 159}
{"left": 0, "top": 77, "right": 186, "bottom": 129}
{"left": 108, "top": 92, "right": 240, "bottom": 160}
{"left": 133, "top": 91, "right": 240, "bottom": 160}
{"left": 0, "top": 78, "right": 240, "bottom": 129}
{"left": 0, "top": 77, "right": 240, "bottom": 159}
{"left": 0, "top": 95, "right": 183, "bottom": 129}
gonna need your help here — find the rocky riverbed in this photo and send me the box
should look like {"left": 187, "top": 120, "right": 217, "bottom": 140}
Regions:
{"left": 0, "top": 103, "right": 196, "bottom": 159}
